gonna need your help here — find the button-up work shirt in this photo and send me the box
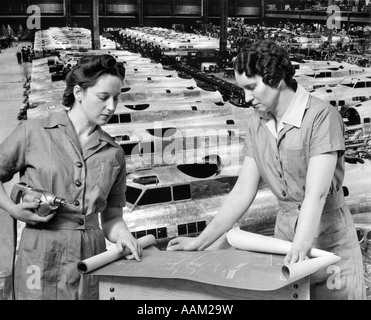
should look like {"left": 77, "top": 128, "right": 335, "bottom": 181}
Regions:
{"left": 244, "top": 84, "right": 346, "bottom": 203}
{"left": 0, "top": 110, "right": 126, "bottom": 216}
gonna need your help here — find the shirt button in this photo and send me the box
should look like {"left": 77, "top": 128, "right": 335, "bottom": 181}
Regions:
{"left": 74, "top": 200, "right": 80, "bottom": 206}
{"left": 282, "top": 191, "right": 286, "bottom": 197}
{"left": 78, "top": 218, "right": 84, "bottom": 226}
{"left": 76, "top": 162, "right": 83, "bottom": 168}
{"left": 275, "top": 156, "right": 279, "bottom": 160}
{"left": 75, "top": 180, "right": 82, "bottom": 187}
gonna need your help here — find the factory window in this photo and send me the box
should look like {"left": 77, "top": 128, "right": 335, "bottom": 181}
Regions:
{"left": 115, "top": 135, "right": 130, "bottom": 141}
{"left": 342, "top": 186, "right": 349, "bottom": 197}
{"left": 119, "top": 114, "right": 131, "bottom": 123}
{"left": 313, "top": 85, "right": 325, "bottom": 89}
{"left": 107, "top": 114, "right": 119, "bottom": 124}
{"left": 191, "top": 106, "right": 198, "bottom": 111}
{"left": 353, "top": 82, "right": 364, "bottom": 89}
{"left": 341, "top": 83, "right": 354, "bottom": 88}
{"left": 157, "top": 227, "right": 167, "bottom": 239}
{"left": 177, "top": 221, "right": 207, "bottom": 236}
{"left": 315, "top": 72, "right": 331, "bottom": 78}
{"left": 121, "top": 142, "right": 140, "bottom": 155}
{"left": 146, "top": 127, "right": 177, "bottom": 138}
{"left": 125, "top": 186, "right": 142, "bottom": 205}
{"left": 173, "top": 184, "right": 191, "bottom": 201}
{"left": 177, "top": 163, "right": 219, "bottom": 179}
{"left": 133, "top": 175, "right": 159, "bottom": 185}
{"left": 226, "top": 120, "right": 235, "bottom": 125}
{"left": 135, "top": 230, "right": 146, "bottom": 238}
{"left": 125, "top": 104, "right": 150, "bottom": 111}
{"left": 138, "top": 187, "right": 172, "bottom": 206}
{"left": 132, "top": 227, "right": 167, "bottom": 240}
{"left": 107, "top": 114, "right": 131, "bottom": 124}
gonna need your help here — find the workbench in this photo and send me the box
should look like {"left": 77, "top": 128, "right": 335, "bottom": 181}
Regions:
{"left": 91, "top": 248, "right": 310, "bottom": 300}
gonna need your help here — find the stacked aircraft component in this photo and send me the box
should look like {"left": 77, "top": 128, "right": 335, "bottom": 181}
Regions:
{"left": 33, "top": 27, "right": 116, "bottom": 58}
{"left": 120, "top": 26, "right": 230, "bottom": 56}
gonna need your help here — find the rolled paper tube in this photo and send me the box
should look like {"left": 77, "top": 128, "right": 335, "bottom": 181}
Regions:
{"left": 77, "top": 234, "right": 156, "bottom": 274}
{"left": 282, "top": 254, "right": 341, "bottom": 281}
{"left": 226, "top": 229, "right": 334, "bottom": 258}
{"left": 226, "top": 229, "right": 341, "bottom": 280}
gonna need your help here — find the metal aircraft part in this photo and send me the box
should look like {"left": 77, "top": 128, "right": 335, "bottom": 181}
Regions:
{"left": 120, "top": 86, "right": 223, "bottom": 103}
{"left": 352, "top": 212, "right": 371, "bottom": 299}
{"left": 310, "top": 85, "right": 371, "bottom": 111}
{"left": 343, "top": 100, "right": 371, "bottom": 130}
{"left": 106, "top": 121, "right": 245, "bottom": 163}
{"left": 121, "top": 159, "right": 371, "bottom": 249}
{"left": 297, "top": 73, "right": 371, "bottom": 91}
{"left": 122, "top": 162, "right": 274, "bottom": 246}
{"left": 103, "top": 114, "right": 243, "bottom": 140}
{"left": 120, "top": 27, "right": 229, "bottom": 53}
{"left": 124, "top": 139, "right": 245, "bottom": 173}
{"left": 27, "top": 102, "right": 65, "bottom": 119}
{"left": 343, "top": 101, "right": 371, "bottom": 160}
{"left": 293, "top": 63, "right": 370, "bottom": 78}
{"left": 123, "top": 77, "right": 197, "bottom": 88}
{"left": 113, "top": 101, "right": 233, "bottom": 124}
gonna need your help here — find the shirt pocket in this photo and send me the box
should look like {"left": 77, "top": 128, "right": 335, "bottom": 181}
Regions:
{"left": 15, "top": 248, "right": 61, "bottom": 300}
{"left": 99, "top": 159, "right": 120, "bottom": 176}
{"left": 90, "top": 158, "right": 121, "bottom": 190}
{"left": 284, "top": 148, "right": 308, "bottom": 179}
{"left": 89, "top": 158, "right": 122, "bottom": 207}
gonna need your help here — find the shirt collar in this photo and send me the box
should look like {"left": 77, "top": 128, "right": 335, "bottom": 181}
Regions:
{"left": 42, "top": 110, "right": 118, "bottom": 148}
{"left": 280, "top": 84, "right": 309, "bottom": 129}
{"left": 258, "top": 84, "right": 310, "bottom": 125}
{"left": 258, "top": 84, "right": 310, "bottom": 137}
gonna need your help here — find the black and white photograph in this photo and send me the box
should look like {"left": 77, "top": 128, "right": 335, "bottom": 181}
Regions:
{"left": 0, "top": 0, "right": 370, "bottom": 304}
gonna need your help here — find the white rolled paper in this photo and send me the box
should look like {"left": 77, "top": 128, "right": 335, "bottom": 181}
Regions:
{"left": 77, "top": 234, "right": 156, "bottom": 274}
{"left": 226, "top": 229, "right": 341, "bottom": 281}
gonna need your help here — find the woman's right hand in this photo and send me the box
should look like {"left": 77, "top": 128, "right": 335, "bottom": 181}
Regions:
{"left": 166, "top": 236, "right": 201, "bottom": 251}
{"left": 9, "top": 201, "right": 55, "bottom": 225}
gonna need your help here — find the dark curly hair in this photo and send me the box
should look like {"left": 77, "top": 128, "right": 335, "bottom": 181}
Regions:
{"left": 234, "top": 40, "right": 297, "bottom": 91}
{"left": 62, "top": 54, "right": 126, "bottom": 108}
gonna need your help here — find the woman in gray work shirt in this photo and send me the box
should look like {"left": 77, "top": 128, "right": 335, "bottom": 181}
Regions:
{"left": 168, "top": 40, "right": 365, "bottom": 300}
{"left": 0, "top": 55, "right": 142, "bottom": 299}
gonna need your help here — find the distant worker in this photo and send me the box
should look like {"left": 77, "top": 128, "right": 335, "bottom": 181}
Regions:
{"left": 21, "top": 46, "right": 28, "bottom": 63}
{"left": 167, "top": 40, "right": 366, "bottom": 300}
{"left": 16, "top": 51, "right": 22, "bottom": 65}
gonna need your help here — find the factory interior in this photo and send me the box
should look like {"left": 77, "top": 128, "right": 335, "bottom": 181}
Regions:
{"left": 0, "top": 0, "right": 371, "bottom": 301}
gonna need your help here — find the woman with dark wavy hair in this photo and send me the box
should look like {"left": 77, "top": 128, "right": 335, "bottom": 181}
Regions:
{"left": 168, "top": 40, "right": 365, "bottom": 300}
{"left": 0, "top": 54, "right": 142, "bottom": 299}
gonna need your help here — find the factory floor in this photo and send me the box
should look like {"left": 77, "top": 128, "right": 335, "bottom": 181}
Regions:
{"left": 0, "top": 41, "right": 32, "bottom": 296}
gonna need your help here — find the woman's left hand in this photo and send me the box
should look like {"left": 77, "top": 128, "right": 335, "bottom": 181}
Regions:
{"left": 284, "top": 245, "right": 309, "bottom": 265}
{"left": 116, "top": 229, "right": 143, "bottom": 262}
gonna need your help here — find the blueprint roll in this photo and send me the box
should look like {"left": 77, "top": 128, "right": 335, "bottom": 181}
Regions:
{"left": 226, "top": 229, "right": 341, "bottom": 281}
{"left": 77, "top": 234, "right": 156, "bottom": 274}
